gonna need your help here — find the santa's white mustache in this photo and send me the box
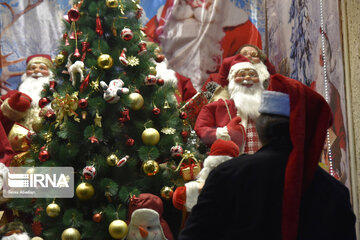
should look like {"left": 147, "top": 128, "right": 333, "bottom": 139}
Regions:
{"left": 31, "top": 72, "right": 44, "bottom": 77}
{"left": 241, "top": 80, "right": 255, "bottom": 85}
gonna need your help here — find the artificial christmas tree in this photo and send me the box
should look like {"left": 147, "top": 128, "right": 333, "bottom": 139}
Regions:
{"left": 7, "top": 0, "right": 201, "bottom": 239}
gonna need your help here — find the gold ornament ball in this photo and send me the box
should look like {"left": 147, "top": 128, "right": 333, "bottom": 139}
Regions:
{"left": 97, "top": 54, "right": 114, "bottom": 69}
{"left": 75, "top": 182, "right": 95, "bottom": 200}
{"left": 149, "top": 66, "right": 157, "bottom": 75}
{"left": 46, "top": 202, "right": 61, "bottom": 217}
{"left": 26, "top": 167, "right": 36, "bottom": 175}
{"left": 160, "top": 186, "right": 174, "bottom": 200}
{"left": 31, "top": 237, "right": 44, "bottom": 240}
{"left": 106, "top": 154, "right": 119, "bottom": 166}
{"left": 128, "top": 93, "right": 144, "bottom": 110}
{"left": 61, "top": 228, "right": 81, "bottom": 240}
{"left": 141, "top": 128, "right": 160, "bottom": 145}
{"left": 108, "top": 220, "right": 128, "bottom": 239}
{"left": 142, "top": 160, "right": 159, "bottom": 176}
{"left": 105, "top": 0, "right": 118, "bottom": 8}
{"left": 55, "top": 54, "right": 65, "bottom": 66}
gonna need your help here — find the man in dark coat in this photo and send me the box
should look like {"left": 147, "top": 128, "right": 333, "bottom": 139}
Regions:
{"left": 178, "top": 74, "right": 356, "bottom": 240}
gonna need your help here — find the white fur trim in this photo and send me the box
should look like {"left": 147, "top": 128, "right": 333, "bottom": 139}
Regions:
{"left": 253, "top": 61, "right": 270, "bottom": 84}
{"left": 155, "top": 59, "right": 178, "bottom": 88}
{"left": 184, "top": 181, "right": 201, "bottom": 212}
{"left": 216, "top": 126, "right": 231, "bottom": 141}
{"left": 0, "top": 162, "right": 9, "bottom": 191}
{"left": 1, "top": 232, "right": 30, "bottom": 240}
{"left": 221, "top": 2, "right": 248, "bottom": 27}
{"left": 197, "top": 155, "right": 233, "bottom": 182}
{"left": 229, "top": 61, "right": 270, "bottom": 84}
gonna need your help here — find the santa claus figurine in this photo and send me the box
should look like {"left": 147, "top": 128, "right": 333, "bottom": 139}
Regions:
{"left": 18, "top": 54, "right": 54, "bottom": 132}
{"left": 0, "top": 221, "right": 32, "bottom": 240}
{"left": 0, "top": 90, "right": 32, "bottom": 190}
{"left": 173, "top": 139, "right": 240, "bottom": 212}
{"left": 194, "top": 55, "right": 269, "bottom": 153}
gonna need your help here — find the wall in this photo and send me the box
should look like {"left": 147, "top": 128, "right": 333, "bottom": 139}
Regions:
{"left": 341, "top": 0, "right": 360, "bottom": 237}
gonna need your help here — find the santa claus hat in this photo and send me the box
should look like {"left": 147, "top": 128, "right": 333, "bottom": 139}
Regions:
{"left": 258, "top": 91, "right": 290, "bottom": 117}
{"left": 268, "top": 74, "right": 333, "bottom": 240}
{"left": 26, "top": 54, "right": 53, "bottom": 69}
{"left": 208, "top": 139, "right": 239, "bottom": 158}
{"left": 197, "top": 139, "right": 240, "bottom": 185}
{"left": 228, "top": 57, "right": 270, "bottom": 85}
{"left": 0, "top": 221, "right": 27, "bottom": 237}
{"left": 0, "top": 90, "right": 32, "bottom": 121}
{"left": 218, "top": 53, "right": 271, "bottom": 87}
{"left": 127, "top": 193, "right": 174, "bottom": 240}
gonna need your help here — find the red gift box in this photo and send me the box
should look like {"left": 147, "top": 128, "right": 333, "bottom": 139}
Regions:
{"left": 181, "top": 92, "right": 208, "bottom": 127}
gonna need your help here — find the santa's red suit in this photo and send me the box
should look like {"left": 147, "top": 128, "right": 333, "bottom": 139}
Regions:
{"left": 0, "top": 90, "right": 31, "bottom": 189}
{"left": 194, "top": 99, "right": 261, "bottom": 154}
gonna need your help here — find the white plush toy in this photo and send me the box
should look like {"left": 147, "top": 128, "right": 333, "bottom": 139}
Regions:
{"left": 100, "top": 79, "right": 129, "bottom": 104}
{"left": 67, "top": 60, "right": 85, "bottom": 86}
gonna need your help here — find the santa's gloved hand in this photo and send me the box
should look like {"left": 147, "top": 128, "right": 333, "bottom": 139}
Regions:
{"left": 226, "top": 116, "right": 245, "bottom": 147}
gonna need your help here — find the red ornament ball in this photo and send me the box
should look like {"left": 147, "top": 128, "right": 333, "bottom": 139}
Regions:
{"left": 78, "top": 98, "right": 88, "bottom": 108}
{"left": 181, "top": 130, "right": 189, "bottom": 138}
{"left": 38, "top": 98, "right": 50, "bottom": 108}
{"left": 179, "top": 112, "right": 187, "bottom": 120}
{"left": 126, "top": 138, "right": 135, "bottom": 147}
{"left": 157, "top": 78, "right": 164, "bottom": 86}
{"left": 155, "top": 54, "right": 165, "bottom": 63}
{"left": 152, "top": 107, "right": 161, "bottom": 116}
{"left": 38, "top": 148, "right": 50, "bottom": 162}
{"left": 92, "top": 213, "right": 102, "bottom": 223}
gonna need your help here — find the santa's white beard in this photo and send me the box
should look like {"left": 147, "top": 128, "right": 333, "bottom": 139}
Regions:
{"left": 160, "top": 1, "right": 224, "bottom": 90}
{"left": 19, "top": 73, "right": 52, "bottom": 108}
{"left": 1, "top": 232, "right": 30, "bottom": 240}
{"left": 228, "top": 81, "right": 263, "bottom": 119}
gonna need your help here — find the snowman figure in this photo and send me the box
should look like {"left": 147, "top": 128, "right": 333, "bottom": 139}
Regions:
{"left": 100, "top": 79, "right": 129, "bottom": 104}
{"left": 126, "top": 193, "right": 174, "bottom": 240}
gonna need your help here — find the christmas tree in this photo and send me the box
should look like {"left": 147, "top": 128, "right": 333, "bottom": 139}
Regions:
{"left": 7, "top": 0, "right": 203, "bottom": 239}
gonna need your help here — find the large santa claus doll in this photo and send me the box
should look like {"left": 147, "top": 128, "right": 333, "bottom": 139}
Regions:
{"left": 194, "top": 55, "right": 270, "bottom": 153}
{"left": 146, "top": 0, "right": 263, "bottom": 91}
{"left": 18, "top": 54, "right": 54, "bottom": 132}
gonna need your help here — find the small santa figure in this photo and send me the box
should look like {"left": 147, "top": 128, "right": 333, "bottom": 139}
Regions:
{"left": 0, "top": 90, "right": 32, "bottom": 190}
{"left": 173, "top": 139, "right": 240, "bottom": 212}
{"left": 0, "top": 221, "right": 31, "bottom": 240}
{"left": 18, "top": 54, "right": 54, "bottom": 132}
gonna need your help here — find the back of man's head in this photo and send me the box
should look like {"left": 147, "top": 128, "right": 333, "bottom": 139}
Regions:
{"left": 257, "top": 90, "right": 290, "bottom": 145}
{"left": 256, "top": 114, "right": 290, "bottom": 146}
